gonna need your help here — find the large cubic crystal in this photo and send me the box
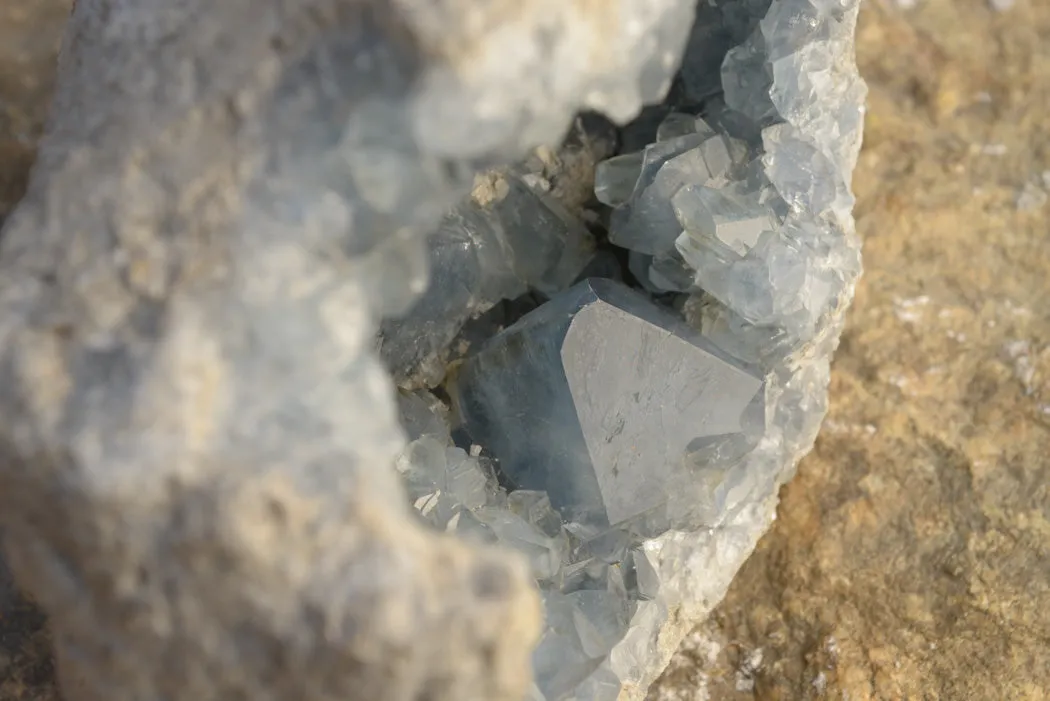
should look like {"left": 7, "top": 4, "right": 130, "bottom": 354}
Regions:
{"left": 455, "top": 278, "right": 765, "bottom": 533}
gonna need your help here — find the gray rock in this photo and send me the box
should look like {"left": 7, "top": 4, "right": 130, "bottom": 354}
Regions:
{"left": 0, "top": 0, "right": 701, "bottom": 700}
{"left": 455, "top": 278, "right": 765, "bottom": 535}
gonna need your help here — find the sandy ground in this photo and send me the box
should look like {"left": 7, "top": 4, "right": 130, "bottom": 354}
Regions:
{"left": 2, "top": 1, "right": 1049, "bottom": 699}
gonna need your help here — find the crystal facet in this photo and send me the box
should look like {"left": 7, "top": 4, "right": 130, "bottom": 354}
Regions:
{"left": 379, "top": 171, "right": 593, "bottom": 386}
{"left": 455, "top": 278, "right": 765, "bottom": 533}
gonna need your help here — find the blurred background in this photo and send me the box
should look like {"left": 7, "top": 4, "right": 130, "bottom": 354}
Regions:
{"left": 1, "top": 0, "right": 1048, "bottom": 699}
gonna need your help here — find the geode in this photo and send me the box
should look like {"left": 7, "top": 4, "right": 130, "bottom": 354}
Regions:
{"left": 0, "top": 2, "right": 864, "bottom": 701}
{"left": 389, "top": 0, "right": 866, "bottom": 698}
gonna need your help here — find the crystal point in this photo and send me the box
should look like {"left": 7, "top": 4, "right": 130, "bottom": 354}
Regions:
{"left": 455, "top": 279, "right": 765, "bottom": 533}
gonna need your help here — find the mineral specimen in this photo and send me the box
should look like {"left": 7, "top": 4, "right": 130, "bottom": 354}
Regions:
{"left": 455, "top": 278, "right": 765, "bottom": 535}
{"left": 379, "top": 169, "right": 594, "bottom": 387}
{"left": 395, "top": 384, "right": 676, "bottom": 701}
{"left": 0, "top": 0, "right": 702, "bottom": 700}
{"left": 426, "top": 0, "right": 865, "bottom": 697}
{"left": 0, "top": 0, "right": 866, "bottom": 700}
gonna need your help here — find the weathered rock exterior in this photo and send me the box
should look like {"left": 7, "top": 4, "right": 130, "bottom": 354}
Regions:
{"left": 0, "top": 1, "right": 864, "bottom": 701}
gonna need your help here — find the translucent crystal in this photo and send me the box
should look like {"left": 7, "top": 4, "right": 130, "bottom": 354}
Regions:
{"left": 655, "top": 112, "right": 700, "bottom": 142}
{"left": 379, "top": 173, "right": 593, "bottom": 385}
{"left": 603, "top": 132, "right": 738, "bottom": 258}
{"left": 627, "top": 252, "right": 660, "bottom": 294}
{"left": 455, "top": 278, "right": 765, "bottom": 534}
{"left": 594, "top": 153, "right": 645, "bottom": 208}
{"left": 678, "top": 0, "right": 773, "bottom": 102}
{"left": 396, "top": 389, "right": 450, "bottom": 440}
{"left": 568, "top": 589, "right": 631, "bottom": 659}
{"left": 606, "top": 134, "right": 704, "bottom": 254}
{"left": 565, "top": 666, "right": 622, "bottom": 701}
{"left": 629, "top": 251, "right": 693, "bottom": 294}
{"left": 722, "top": 29, "right": 777, "bottom": 126}
{"left": 492, "top": 177, "right": 595, "bottom": 296}
{"left": 396, "top": 436, "right": 491, "bottom": 529}
{"left": 508, "top": 490, "right": 567, "bottom": 540}
{"left": 648, "top": 251, "right": 695, "bottom": 292}
{"left": 692, "top": 116, "right": 719, "bottom": 141}
{"left": 533, "top": 605, "right": 602, "bottom": 701}
{"left": 673, "top": 184, "right": 776, "bottom": 259}
{"left": 762, "top": 122, "right": 853, "bottom": 223}
{"left": 532, "top": 560, "right": 635, "bottom": 699}
{"left": 456, "top": 506, "right": 567, "bottom": 582}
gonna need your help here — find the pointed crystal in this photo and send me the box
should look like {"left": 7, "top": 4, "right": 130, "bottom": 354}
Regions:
{"left": 455, "top": 279, "right": 765, "bottom": 534}
{"left": 594, "top": 152, "right": 645, "bottom": 207}
{"left": 673, "top": 184, "right": 775, "bottom": 259}
{"left": 655, "top": 112, "right": 699, "bottom": 142}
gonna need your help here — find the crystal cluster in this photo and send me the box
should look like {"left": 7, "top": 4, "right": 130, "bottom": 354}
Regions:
{"left": 389, "top": 0, "right": 866, "bottom": 698}
{"left": 379, "top": 167, "right": 594, "bottom": 387}
{"left": 598, "top": 6, "right": 864, "bottom": 366}
{"left": 395, "top": 388, "right": 663, "bottom": 701}
{"left": 0, "top": 0, "right": 864, "bottom": 700}
{"left": 0, "top": 2, "right": 705, "bottom": 701}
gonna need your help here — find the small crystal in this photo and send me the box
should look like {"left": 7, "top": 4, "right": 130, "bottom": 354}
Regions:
{"left": 379, "top": 172, "right": 592, "bottom": 385}
{"left": 570, "top": 589, "right": 631, "bottom": 659}
{"left": 648, "top": 251, "right": 694, "bottom": 292}
{"left": 608, "top": 600, "right": 666, "bottom": 686}
{"left": 627, "top": 251, "right": 692, "bottom": 294}
{"left": 603, "top": 134, "right": 737, "bottom": 257}
{"left": 605, "top": 134, "right": 705, "bottom": 253}
{"left": 396, "top": 437, "right": 491, "bottom": 528}
{"left": 493, "top": 177, "right": 594, "bottom": 296}
{"left": 696, "top": 135, "right": 734, "bottom": 181}
{"left": 396, "top": 389, "right": 450, "bottom": 440}
{"left": 693, "top": 116, "right": 719, "bottom": 140}
{"left": 594, "top": 152, "right": 645, "bottom": 207}
{"left": 468, "top": 506, "right": 567, "bottom": 582}
{"left": 567, "top": 666, "right": 622, "bottom": 701}
{"left": 507, "top": 490, "right": 567, "bottom": 539}
{"left": 533, "top": 603, "right": 603, "bottom": 700}
{"left": 655, "top": 112, "right": 699, "bottom": 142}
{"left": 673, "top": 185, "right": 775, "bottom": 260}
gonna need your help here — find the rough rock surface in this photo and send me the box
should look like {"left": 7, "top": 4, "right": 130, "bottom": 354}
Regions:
{"left": 8, "top": 2, "right": 1048, "bottom": 701}
{"left": 651, "top": 1, "right": 1050, "bottom": 699}
{"left": 0, "top": 1, "right": 696, "bottom": 700}
{"left": 0, "top": 6, "right": 68, "bottom": 699}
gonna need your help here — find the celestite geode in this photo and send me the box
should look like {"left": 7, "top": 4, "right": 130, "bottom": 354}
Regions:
{"left": 382, "top": 0, "right": 866, "bottom": 699}
{"left": 0, "top": 1, "right": 863, "bottom": 700}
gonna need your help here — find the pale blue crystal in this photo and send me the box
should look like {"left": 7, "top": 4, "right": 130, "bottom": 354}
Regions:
{"left": 455, "top": 278, "right": 765, "bottom": 534}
